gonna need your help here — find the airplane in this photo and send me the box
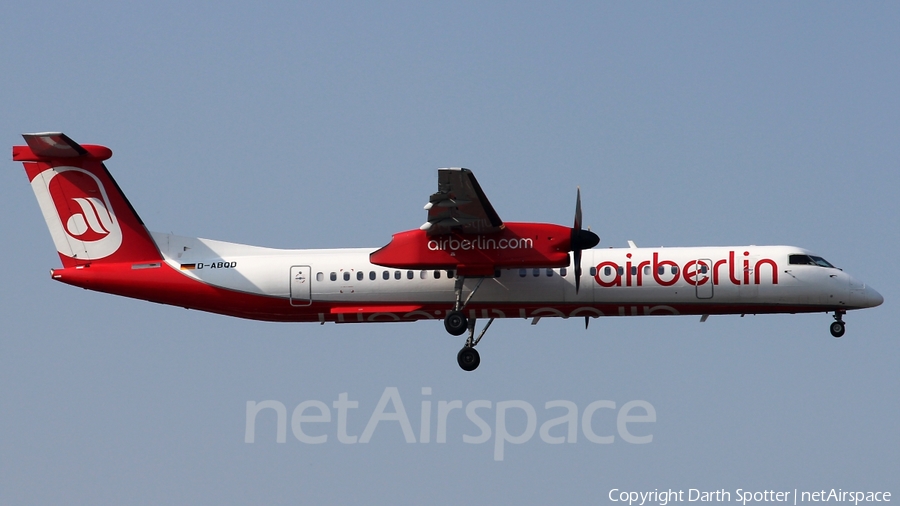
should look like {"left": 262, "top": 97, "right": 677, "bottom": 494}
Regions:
{"left": 14, "top": 132, "right": 883, "bottom": 371}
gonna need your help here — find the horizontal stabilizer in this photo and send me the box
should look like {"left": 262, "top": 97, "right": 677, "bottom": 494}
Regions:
{"left": 23, "top": 132, "right": 87, "bottom": 157}
{"left": 14, "top": 132, "right": 112, "bottom": 161}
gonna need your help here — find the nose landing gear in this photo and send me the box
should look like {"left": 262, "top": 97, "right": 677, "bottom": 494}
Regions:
{"left": 830, "top": 310, "right": 846, "bottom": 338}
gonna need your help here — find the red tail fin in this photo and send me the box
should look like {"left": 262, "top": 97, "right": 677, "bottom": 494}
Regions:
{"left": 14, "top": 133, "right": 161, "bottom": 268}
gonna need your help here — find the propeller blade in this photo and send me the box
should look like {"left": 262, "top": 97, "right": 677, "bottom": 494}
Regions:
{"left": 574, "top": 248, "right": 582, "bottom": 294}
{"left": 574, "top": 187, "right": 582, "bottom": 231}
{"left": 585, "top": 316, "right": 590, "bottom": 329}
{"left": 574, "top": 187, "right": 582, "bottom": 294}
{"left": 570, "top": 187, "right": 599, "bottom": 294}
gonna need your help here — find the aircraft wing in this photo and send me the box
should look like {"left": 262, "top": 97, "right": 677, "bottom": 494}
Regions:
{"left": 420, "top": 168, "right": 504, "bottom": 236}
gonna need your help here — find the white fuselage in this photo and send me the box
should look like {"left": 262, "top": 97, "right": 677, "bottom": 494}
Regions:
{"left": 151, "top": 232, "right": 882, "bottom": 323}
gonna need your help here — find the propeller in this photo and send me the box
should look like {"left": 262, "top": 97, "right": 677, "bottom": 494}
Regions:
{"left": 570, "top": 187, "right": 600, "bottom": 294}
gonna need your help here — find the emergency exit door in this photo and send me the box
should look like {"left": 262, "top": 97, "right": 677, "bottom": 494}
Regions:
{"left": 290, "top": 265, "right": 312, "bottom": 306}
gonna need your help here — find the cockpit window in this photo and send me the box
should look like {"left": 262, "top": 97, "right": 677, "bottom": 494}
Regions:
{"left": 789, "top": 254, "right": 815, "bottom": 265}
{"left": 809, "top": 255, "right": 834, "bottom": 268}
{"left": 789, "top": 254, "right": 834, "bottom": 268}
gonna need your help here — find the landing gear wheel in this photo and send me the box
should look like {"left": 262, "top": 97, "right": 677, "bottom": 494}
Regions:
{"left": 444, "top": 311, "right": 469, "bottom": 336}
{"left": 457, "top": 346, "right": 481, "bottom": 371}
{"left": 830, "top": 321, "right": 846, "bottom": 338}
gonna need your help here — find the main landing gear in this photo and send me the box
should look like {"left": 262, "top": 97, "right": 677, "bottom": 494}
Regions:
{"left": 444, "top": 311, "right": 468, "bottom": 336}
{"left": 457, "top": 317, "right": 494, "bottom": 371}
{"left": 444, "top": 276, "right": 493, "bottom": 371}
{"left": 830, "top": 310, "right": 846, "bottom": 338}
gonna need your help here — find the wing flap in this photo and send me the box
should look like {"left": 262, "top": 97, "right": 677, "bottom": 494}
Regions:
{"left": 421, "top": 168, "right": 503, "bottom": 236}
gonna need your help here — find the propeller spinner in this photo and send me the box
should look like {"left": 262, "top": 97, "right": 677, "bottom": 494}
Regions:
{"left": 571, "top": 187, "right": 600, "bottom": 294}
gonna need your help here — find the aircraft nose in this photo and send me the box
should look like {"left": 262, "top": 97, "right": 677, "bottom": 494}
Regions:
{"left": 864, "top": 285, "right": 884, "bottom": 308}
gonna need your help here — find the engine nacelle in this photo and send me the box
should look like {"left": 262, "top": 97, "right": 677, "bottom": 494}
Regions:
{"left": 370, "top": 222, "right": 573, "bottom": 276}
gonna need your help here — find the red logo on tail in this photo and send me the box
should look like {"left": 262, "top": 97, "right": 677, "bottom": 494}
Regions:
{"left": 49, "top": 170, "right": 115, "bottom": 243}
{"left": 32, "top": 166, "right": 123, "bottom": 259}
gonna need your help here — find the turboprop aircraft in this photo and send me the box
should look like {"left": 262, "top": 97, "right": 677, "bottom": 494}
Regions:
{"left": 14, "top": 133, "right": 883, "bottom": 371}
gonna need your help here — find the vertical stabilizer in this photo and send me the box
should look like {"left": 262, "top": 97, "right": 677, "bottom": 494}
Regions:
{"left": 14, "top": 133, "right": 161, "bottom": 268}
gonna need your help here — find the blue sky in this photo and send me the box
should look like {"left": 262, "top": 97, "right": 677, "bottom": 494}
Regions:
{"left": 1, "top": 2, "right": 898, "bottom": 504}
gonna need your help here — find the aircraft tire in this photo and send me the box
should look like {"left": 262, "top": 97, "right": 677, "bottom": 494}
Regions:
{"left": 444, "top": 311, "right": 469, "bottom": 336}
{"left": 457, "top": 346, "right": 480, "bottom": 371}
{"left": 830, "top": 321, "right": 846, "bottom": 338}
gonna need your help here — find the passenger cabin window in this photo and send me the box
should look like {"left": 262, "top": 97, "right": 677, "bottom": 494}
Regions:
{"left": 447, "top": 270, "right": 455, "bottom": 278}
{"left": 394, "top": 271, "right": 401, "bottom": 280}
{"left": 357, "top": 271, "right": 364, "bottom": 281}
{"left": 604, "top": 266, "right": 611, "bottom": 276}
{"left": 589, "top": 266, "right": 597, "bottom": 276}
{"left": 618, "top": 266, "right": 625, "bottom": 276}
{"left": 343, "top": 272, "right": 350, "bottom": 281}
{"left": 533, "top": 268, "right": 540, "bottom": 277}
{"left": 643, "top": 266, "right": 651, "bottom": 276}
{"left": 383, "top": 271, "right": 390, "bottom": 280}
{"left": 560, "top": 267, "right": 567, "bottom": 277}
{"left": 407, "top": 270, "right": 414, "bottom": 280}
{"left": 420, "top": 271, "right": 427, "bottom": 279}
{"left": 369, "top": 271, "right": 376, "bottom": 280}
{"left": 316, "top": 272, "right": 324, "bottom": 282}
{"left": 546, "top": 268, "right": 553, "bottom": 277}
{"left": 330, "top": 272, "right": 337, "bottom": 281}
{"left": 519, "top": 269, "right": 527, "bottom": 278}
{"left": 433, "top": 270, "right": 441, "bottom": 279}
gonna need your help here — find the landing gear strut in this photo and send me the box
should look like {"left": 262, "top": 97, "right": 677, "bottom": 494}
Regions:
{"left": 444, "top": 276, "right": 472, "bottom": 335}
{"left": 830, "top": 310, "right": 846, "bottom": 338}
{"left": 457, "top": 317, "right": 494, "bottom": 371}
{"left": 442, "top": 276, "right": 485, "bottom": 335}
{"left": 442, "top": 275, "right": 493, "bottom": 371}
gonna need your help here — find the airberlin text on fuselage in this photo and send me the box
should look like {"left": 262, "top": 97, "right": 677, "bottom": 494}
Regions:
{"left": 594, "top": 250, "right": 778, "bottom": 288}
{"left": 427, "top": 236, "right": 534, "bottom": 252}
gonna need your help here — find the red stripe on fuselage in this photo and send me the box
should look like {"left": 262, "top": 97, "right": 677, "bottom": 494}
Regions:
{"left": 331, "top": 305, "right": 423, "bottom": 314}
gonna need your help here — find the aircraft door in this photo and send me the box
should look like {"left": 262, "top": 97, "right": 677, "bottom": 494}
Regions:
{"left": 290, "top": 265, "right": 312, "bottom": 306}
{"left": 694, "top": 259, "right": 713, "bottom": 299}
